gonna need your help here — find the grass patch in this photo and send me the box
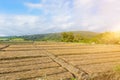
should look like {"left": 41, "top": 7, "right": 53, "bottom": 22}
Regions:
{"left": 113, "top": 65, "right": 120, "bottom": 72}
{"left": 70, "top": 78, "right": 77, "bottom": 80}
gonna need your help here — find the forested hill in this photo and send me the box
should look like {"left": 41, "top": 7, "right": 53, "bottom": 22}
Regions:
{"left": 1, "top": 31, "right": 120, "bottom": 44}
{"left": 19, "top": 33, "right": 61, "bottom": 41}
{"left": 0, "top": 31, "right": 98, "bottom": 42}
{"left": 18, "top": 31, "right": 98, "bottom": 41}
{"left": 70, "top": 31, "right": 98, "bottom": 38}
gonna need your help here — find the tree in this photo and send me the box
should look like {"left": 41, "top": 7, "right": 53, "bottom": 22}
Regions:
{"left": 74, "top": 34, "right": 81, "bottom": 42}
{"left": 95, "top": 32, "right": 120, "bottom": 44}
{"left": 61, "top": 32, "right": 68, "bottom": 42}
{"left": 61, "top": 32, "right": 74, "bottom": 42}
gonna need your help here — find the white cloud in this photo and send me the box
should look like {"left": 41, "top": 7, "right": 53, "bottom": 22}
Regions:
{"left": 0, "top": 15, "right": 47, "bottom": 36}
{"left": 73, "top": 0, "right": 120, "bottom": 32}
{"left": 0, "top": 34, "right": 7, "bottom": 37}
{"left": 1, "top": 0, "right": 120, "bottom": 36}
{"left": 0, "top": 14, "right": 74, "bottom": 36}
{"left": 25, "top": 2, "right": 42, "bottom": 9}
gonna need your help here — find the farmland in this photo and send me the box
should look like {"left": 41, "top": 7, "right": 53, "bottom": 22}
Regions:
{"left": 0, "top": 42, "right": 120, "bottom": 80}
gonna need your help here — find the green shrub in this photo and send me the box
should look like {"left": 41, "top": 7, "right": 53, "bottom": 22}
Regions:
{"left": 70, "top": 78, "right": 77, "bottom": 80}
{"left": 114, "top": 65, "right": 120, "bottom": 72}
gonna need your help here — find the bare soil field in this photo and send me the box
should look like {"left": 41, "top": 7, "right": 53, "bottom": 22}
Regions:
{"left": 0, "top": 43, "right": 120, "bottom": 80}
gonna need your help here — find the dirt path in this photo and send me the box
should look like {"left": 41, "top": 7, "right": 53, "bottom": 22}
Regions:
{"left": 43, "top": 50, "right": 90, "bottom": 80}
{"left": 0, "top": 45, "right": 10, "bottom": 50}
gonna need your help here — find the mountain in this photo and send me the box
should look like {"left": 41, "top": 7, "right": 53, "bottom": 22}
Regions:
{"left": 19, "top": 33, "right": 61, "bottom": 41}
{"left": 0, "top": 31, "right": 99, "bottom": 41}
{"left": 18, "top": 31, "right": 98, "bottom": 41}
{"left": 71, "top": 31, "right": 98, "bottom": 38}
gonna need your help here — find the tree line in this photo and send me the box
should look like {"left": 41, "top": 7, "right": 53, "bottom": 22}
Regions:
{"left": 1, "top": 31, "right": 120, "bottom": 44}
{"left": 61, "top": 32, "right": 120, "bottom": 44}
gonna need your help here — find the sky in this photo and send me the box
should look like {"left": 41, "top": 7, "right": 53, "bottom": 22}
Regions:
{"left": 0, "top": 0, "right": 120, "bottom": 36}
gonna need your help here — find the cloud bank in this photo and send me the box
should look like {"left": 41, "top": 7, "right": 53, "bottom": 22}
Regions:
{"left": 0, "top": 0, "right": 120, "bottom": 36}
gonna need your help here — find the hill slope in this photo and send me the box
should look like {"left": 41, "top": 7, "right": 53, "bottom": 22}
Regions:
{"left": 19, "top": 31, "right": 98, "bottom": 41}
{"left": 0, "top": 31, "right": 98, "bottom": 41}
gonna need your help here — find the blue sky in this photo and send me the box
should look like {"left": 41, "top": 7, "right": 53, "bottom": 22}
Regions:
{"left": 0, "top": 0, "right": 120, "bottom": 36}
{"left": 0, "top": 0, "right": 42, "bottom": 15}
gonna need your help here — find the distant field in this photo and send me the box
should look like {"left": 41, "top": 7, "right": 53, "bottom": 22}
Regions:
{"left": 0, "top": 42, "right": 120, "bottom": 80}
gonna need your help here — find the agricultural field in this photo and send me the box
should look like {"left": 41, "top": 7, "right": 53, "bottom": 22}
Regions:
{"left": 0, "top": 42, "right": 120, "bottom": 80}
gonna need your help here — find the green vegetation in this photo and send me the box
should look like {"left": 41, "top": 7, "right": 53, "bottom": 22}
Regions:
{"left": 70, "top": 78, "right": 77, "bottom": 80}
{"left": 19, "top": 33, "right": 61, "bottom": 41}
{"left": 10, "top": 38, "right": 24, "bottom": 41}
{"left": 93, "top": 32, "right": 120, "bottom": 44}
{"left": 0, "top": 37, "right": 9, "bottom": 41}
{"left": 61, "top": 32, "right": 74, "bottom": 42}
{"left": 61, "top": 31, "right": 120, "bottom": 44}
{"left": 0, "top": 31, "right": 120, "bottom": 44}
{"left": 114, "top": 65, "right": 120, "bottom": 72}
